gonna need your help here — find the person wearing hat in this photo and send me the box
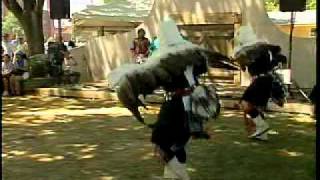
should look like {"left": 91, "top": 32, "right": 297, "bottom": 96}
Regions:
{"left": 10, "top": 51, "right": 29, "bottom": 96}
{"left": 233, "top": 26, "right": 288, "bottom": 141}
{"left": 150, "top": 18, "right": 198, "bottom": 180}
{"left": 108, "top": 17, "right": 235, "bottom": 179}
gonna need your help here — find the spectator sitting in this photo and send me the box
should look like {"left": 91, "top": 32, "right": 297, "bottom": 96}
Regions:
{"left": 2, "top": 54, "right": 14, "bottom": 96}
{"left": 10, "top": 51, "right": 30, "bottom": 96}
{"left": 63, "top": 51, "right": 80, "bottom": 85}
{"left": 15, "top": 37, "right": 28, "bottom": 56}
{"left": 2, "top": 34, "right": 15, "bottom": 58}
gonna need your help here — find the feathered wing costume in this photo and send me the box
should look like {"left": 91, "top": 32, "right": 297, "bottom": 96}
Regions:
{"left": 107, "top": 19, "right": 238, "bottom": 179}
{"left": 233, "top": 28, "right": 288, "bottom": 140}
{"left": 108, "top": 20, "right": 238, "bottom": 126}
{"left": 234, "top": 42, "right": 288, "bottom": 106}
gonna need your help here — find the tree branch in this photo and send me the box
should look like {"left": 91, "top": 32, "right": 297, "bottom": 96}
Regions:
{"left": 3, "top": 0, "right": 9, "bottom": 7}
{"left": 36, "top": 0, "right": 45, "bottom": 13}
{"left": 3, "top": 0, "right": 23, "bottom": 17}
{"left": 23, "top": 0, "right": 36, "bottom": 11}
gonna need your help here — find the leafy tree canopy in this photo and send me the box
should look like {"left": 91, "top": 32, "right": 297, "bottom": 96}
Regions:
{"left": 265, "top": 0, "right": 316, "bottom": 11}
{"left": 3, "top": 0, "right": 45, "bottom": 55}
{"left": 2, "top": 12, "right": 24, "bottom": 37}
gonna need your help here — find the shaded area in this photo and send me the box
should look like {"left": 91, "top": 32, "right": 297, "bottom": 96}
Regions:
{"left": 2, "top": 96, "right": 315, "bottom": 180}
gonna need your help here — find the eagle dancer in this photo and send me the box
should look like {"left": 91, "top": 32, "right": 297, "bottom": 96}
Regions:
{"left": 233, "top": 27, "right": 288, "bottom": 141}
{"left": 108, "top": 18, "right": 237, "bottom": 180}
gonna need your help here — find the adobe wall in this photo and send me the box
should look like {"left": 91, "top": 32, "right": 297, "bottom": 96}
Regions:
{"left": 73, "top": 0, "right": 315, "bottom": 88}
{"left": 276, "top": 24, "right": 316, "bottom": 38}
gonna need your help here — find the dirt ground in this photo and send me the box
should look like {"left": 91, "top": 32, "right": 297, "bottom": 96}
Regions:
{"left": 2, "top": 96, "right": 316, "bottom": 180}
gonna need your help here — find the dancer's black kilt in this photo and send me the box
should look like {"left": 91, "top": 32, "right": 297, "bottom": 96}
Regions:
{"left": 151, "top": 95, "right": 190, "bottom": 163}
{"left": 241, "top": 75, "right": 274, "bottom": 107}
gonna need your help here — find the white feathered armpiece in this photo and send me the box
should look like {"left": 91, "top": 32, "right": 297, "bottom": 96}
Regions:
{"left": 234, "top": 42, "right": 289, "bottom": 108}
{"left": 107, "top": 46, "right": 238, "bottom": 125}
{"left": 233, "top": 42, "right": 288, "bottom": 77}
{"left": 233, "top": 26, "right": 287, "bottom": 75}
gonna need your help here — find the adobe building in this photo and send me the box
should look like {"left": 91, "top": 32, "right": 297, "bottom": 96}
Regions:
{"left": 72, "top": 0, "right": 154, "bottom": 41}
{"left": 70, "top": 0, "right": 316, "bottom": 89}
{"left": 268, "top": 10, "right": 316, "bottom": 38}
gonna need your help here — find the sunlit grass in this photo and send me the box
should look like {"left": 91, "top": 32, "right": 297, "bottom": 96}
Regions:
{"left": 2, "top": 96, "right": 315, "bottom": 180}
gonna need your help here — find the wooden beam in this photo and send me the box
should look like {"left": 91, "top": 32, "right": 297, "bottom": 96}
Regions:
{"left": 170, "top": 12, "right": 241, "bottom": 25}
{"left": 178, "top": 24, "right": 234, "bottom": 31}
{"left": 180, "top": 30, "right": 234, "bottom": 38}
{"left": 75, "top": 26, "right": 136, "bottom": 30}
{"left": 178, "top": 24, "right": 234, "bottom": 37}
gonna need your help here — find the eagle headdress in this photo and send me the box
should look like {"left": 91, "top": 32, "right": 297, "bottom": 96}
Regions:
{"left": 107, "top": 18, "right": 238, "bottom": 124}
{"left": 233, "top": 26, "right": 288, "bottom": 106}
{"left": 233, "top": 26, "right": 287, "bottom": 75}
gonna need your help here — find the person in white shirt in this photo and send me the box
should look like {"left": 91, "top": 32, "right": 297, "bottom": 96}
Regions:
{"left": 2, "top": 34, "right": 15, "bottom": 58}
{"left": 2, "top": 54, "right": 14, "bottom": 96}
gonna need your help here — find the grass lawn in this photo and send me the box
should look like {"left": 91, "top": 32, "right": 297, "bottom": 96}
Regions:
{"left": 2, "top": 96, "right": 316, "bottom": 180}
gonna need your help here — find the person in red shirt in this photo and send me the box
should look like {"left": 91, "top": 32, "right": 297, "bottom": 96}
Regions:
{"left": 130, "top": 28, "right": 150, "bottom": 64}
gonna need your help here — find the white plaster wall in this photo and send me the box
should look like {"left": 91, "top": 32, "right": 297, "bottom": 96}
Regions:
{"left": 78, "top": 0, "right": 315, "bottom": 88}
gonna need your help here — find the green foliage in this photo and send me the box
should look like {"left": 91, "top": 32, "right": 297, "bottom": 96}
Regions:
{"left": 306, "top": 0, "right": 316, "bottom": 10}
{"left": 264, "top": 0, "right": 279, "bottom": 11}
{"left": 2, "top": 12, "right": 24, "bottom": 36}
{"left": 265, "top": 0, "right": 279, "bottom": 11}
{"left": 28, "top": 54, "right": 50, "bottom": 77}
{"left": 264, "top": 0, "right": 316, "bottom": 11}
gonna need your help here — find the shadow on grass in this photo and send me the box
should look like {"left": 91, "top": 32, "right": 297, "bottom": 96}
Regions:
{"left": 2, "top": 96, "right": 316, "bottom": 180}
{"left": 3, "top": 96, "right": 161, "bottom": 180}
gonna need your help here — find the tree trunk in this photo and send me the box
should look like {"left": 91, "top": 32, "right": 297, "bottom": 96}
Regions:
{"left": 3, "top": 0, "right": 46, "bottom": 56}
{"left": 20, "top": 11, "right": 44, "bottom": 55}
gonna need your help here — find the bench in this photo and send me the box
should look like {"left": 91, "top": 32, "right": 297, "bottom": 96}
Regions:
{"left": 22, "top": 77, "right": 56, "bottom": 92}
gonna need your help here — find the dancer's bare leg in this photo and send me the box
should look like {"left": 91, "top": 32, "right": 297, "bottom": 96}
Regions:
{"left": 241, "top": 100, "right": 269, "bottom": 140}
{"left": 241, "top": 101, "right": 256, "bottom": 136}
{"left": 244, "top": 113, "right": 256, "bottom": 136}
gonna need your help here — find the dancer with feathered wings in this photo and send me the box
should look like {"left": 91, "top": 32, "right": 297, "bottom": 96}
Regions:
{"left": 107, "top": 18, "right": 237, "bottom": 179}
{"left": 233, "top": 27, "right": 288, "bottom": 141}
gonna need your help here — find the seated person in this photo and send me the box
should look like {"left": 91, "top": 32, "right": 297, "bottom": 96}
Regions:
{"left": 10, "top": 51, "right": 30, "bottom": 96}
{"left": 2, "top": 54, "right": 14, "bottom": 96}
{"left": 63, "top": 51, "right": 80, "bottom": 84}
